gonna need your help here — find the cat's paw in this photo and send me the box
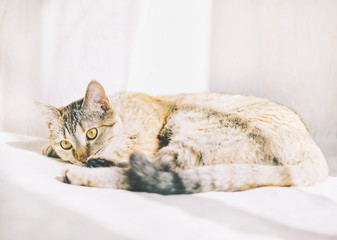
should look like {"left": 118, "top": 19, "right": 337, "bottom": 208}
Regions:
{"left": 59, "top": 165, "right": 129, "bottom": 189}
{"left": 61, "top": 166, "right": 95, "bottom": 186}
{"left": 153, "top": 153, "right": 182, "bottom": 172}
{"left": 42, "top": 144, "right": 60, "bottom": 158}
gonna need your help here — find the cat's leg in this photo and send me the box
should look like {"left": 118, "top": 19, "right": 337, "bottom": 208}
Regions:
{"left": 86, "top": 157, "right": 117, "bottom": 167}
{"left": 61, "top": 165, "right": 130, "bottom": 189}
{"left": 42, "top": 144, "right": 60, "bottom": 158}
{"left": 86, "top": 156, "right": 129, "bottom": 168}
{"left": 153, "top": 137, "right": 206, "bottom": 172}
{"left": 85, "top": 146, "right": 131, "bottom": 168}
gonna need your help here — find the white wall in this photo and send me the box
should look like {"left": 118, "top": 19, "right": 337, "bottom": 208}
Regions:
{"left": 0, "top": 0, "right": 212, "bottom": 137}
{"left": 1, "top": 0, "right": 336, "bottom": 140}
{"left": 0, "top": 0, "right": 138, "bottom": 137}
{"left": 210, "top": 0, "right": 337, "bottom": 139}
{"left": 128, "top": 0, "right": 212, "bottom": 95}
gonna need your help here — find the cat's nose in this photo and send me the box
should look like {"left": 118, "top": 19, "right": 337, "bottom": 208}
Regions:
{"left": 76, "top": 151, "right": 88, "bottom": 162}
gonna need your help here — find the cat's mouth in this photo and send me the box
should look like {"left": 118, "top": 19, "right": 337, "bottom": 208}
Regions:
{"left": 79, "top": 158, "right": 88, "bottom": 163}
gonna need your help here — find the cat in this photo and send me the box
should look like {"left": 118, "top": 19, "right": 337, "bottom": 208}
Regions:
{"left": 36, "top": 80, "right": 329, "bottom": 194}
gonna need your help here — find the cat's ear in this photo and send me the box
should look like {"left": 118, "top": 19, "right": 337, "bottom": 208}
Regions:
{"left": 83, "top": 80, "right": 110, "bottom": 112}
{"left": 35, "top": 100, "right": 61, "bottom": 129}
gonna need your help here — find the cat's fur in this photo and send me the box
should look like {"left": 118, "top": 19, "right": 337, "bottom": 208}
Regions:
{"left": 36, "top": 80, "right": 328, "bottom": 194}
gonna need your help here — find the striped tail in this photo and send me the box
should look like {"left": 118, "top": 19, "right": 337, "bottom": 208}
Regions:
{"left": 127, "top": 152, "right": 328, "bottom": 195}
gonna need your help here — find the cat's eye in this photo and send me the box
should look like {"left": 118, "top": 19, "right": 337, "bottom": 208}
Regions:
{"left": 86, "top": 128, "right": 98, "bottom": 140}
{"left": 60, "top": 140, "right": 72, "bottom": 150}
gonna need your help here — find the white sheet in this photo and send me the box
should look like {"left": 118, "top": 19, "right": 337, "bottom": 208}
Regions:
{"left": 1, "top": 132, "right": 337, "bottom": 240}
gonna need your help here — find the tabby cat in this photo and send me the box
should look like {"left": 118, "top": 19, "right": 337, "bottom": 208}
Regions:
{"left": 36, "top": 80, "right": 328, "bottom": 194}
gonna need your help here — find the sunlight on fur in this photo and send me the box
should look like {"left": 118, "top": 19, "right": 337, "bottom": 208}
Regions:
{"left": 36, "top": 80, "right": 328, "bottom": 194}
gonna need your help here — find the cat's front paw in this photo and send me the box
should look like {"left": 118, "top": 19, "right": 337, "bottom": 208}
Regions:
{"left": 59, "top": 165, "right": 129, "bottom": 189}
{"left": 42, "top": 144, "right": 60, "bottom": 158}
{"left": 61, "top": 166, "right": 95, "bottom": 186}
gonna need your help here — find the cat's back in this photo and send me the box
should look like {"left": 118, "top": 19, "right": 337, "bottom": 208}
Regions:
{"left": 157, "top": 92, "right": 297, "bottom": 121}
{"left": 158, "top": 92, "right": 316, "bottom": 163}
{"left": 156, "top": 92, "right": 270, "bottom": 109}
{"left": 114, "top": 91, "right": 304, "bottom": 131}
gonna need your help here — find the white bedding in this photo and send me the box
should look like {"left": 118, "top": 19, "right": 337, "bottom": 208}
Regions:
{"left": 1, "top": 132, "right": 337, "bottom": 240}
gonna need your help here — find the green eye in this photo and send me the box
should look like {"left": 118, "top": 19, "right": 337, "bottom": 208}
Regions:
{"left": 60, "top": 140, "right": 72, "bottom": 150}
{"left": 86, "top": 128, "right": 98, "bottom": 140}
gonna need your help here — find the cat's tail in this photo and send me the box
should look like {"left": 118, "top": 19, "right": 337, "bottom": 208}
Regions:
{"left": 127, "top": 152, "right": 328, "bottom": 195}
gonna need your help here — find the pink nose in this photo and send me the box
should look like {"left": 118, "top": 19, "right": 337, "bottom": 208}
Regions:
{"left": 76, "top": 151, "right": 87, "bottom": 162}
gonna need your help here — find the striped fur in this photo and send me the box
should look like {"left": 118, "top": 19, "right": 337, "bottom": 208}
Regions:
{"left": 37, "top": 81, "right": 329, "bottom": 194}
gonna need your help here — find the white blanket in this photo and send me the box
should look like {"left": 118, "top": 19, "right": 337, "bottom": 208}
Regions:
{"left": 1, "top": 132, "right": 337, "bottom": 240}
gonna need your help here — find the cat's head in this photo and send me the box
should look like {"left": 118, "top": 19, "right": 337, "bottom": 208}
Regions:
{"left": 36, "top": 80, "right": 117, "bottom": 165}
